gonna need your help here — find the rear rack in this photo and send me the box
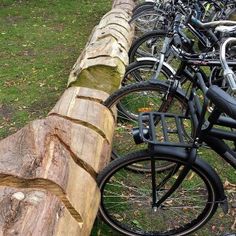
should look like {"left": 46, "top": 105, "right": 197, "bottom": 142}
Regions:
{"left": 137, "top": 112, "right": 193, "bottom": 147}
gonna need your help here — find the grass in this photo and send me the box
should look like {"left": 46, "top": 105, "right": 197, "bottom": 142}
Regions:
{"left": 0, "top": 0, "right": 112, "bottom": 138}
{"left": 0, "top": 1, "right": 116, "bottom": 235}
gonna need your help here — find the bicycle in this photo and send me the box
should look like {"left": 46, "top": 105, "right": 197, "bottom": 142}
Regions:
{"left": 97, "top": 37, "right": 236, "bottom": 236}
{"left": 130, "top": 0, "right": 236, "bottom": 38}
{"left": 129, "top": 0, "right": 236, "bottom": 62}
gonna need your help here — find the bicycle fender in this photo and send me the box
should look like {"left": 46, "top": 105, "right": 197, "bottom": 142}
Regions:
{"left": 152, "top": 146, "right": 228, "bottom": 212}
{"left": 195, "top": 157, "right": 228, "bottom": 213}
{"left": 146, "top": 76, "right": 188, "bottom": 99}
{"left": 136, "top": 57, "right": 176, "bottom": 75}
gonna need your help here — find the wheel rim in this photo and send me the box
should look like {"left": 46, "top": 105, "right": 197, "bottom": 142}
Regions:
{"left": 99, "top": 156, "right": 216, "bottom": 236}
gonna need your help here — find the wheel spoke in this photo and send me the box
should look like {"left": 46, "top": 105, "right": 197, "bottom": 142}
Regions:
{"left": 99, "top": 153, "right": 216, "bottom": 235}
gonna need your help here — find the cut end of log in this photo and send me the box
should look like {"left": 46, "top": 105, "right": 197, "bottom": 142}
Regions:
{"left": 0, "top": 187, "right": 81, "bottom": 235}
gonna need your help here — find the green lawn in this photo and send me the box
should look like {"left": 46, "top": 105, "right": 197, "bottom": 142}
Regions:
{"left": 0, "top": 1, "right": 235, "bottom": 236}
{"left": 0, "top": 0, "right": 111, "bottom": 138}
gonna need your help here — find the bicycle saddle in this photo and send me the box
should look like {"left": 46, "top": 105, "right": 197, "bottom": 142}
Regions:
{"left": 207, "top": 85, "right": 236, "bottom": 120}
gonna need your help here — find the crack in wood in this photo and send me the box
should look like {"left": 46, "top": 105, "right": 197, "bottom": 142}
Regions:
{"left": 85, "top": 54, "right": 127, "bottom": 68}
{"left": 53, "top": 134, "right": 97, "bottom": 179}
{"left": 101, "top": 22, "right": 130, "bottom": 34}
{"left": 93, "top": 30, "right": 130, "bottom": 52}
{"left": 74, "top": 95, "right": 115, "bottom": 124}
{"left": 103, "top": 10, "right": 129, "bottom": 18}
{"left": 48, "top": 113, "right": 111, "bottom": 144}
{"left": 105, "top": 26, "right": 131, "bottom": 47}
{"left": 0, "top": 174, "right": 83, "bottom": 226}
{"left": 114, "top": 3, "right": 134, "bottom": 8}
{"left": 114, "top": 14, "right": 132, "bottom": 21}
{"left": 76, "top": 95, "right": 104, "bottom": 104}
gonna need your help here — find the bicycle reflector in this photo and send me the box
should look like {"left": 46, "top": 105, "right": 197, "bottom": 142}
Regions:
{"left": 132, "top": 127, "right": 149, "bottom": 144}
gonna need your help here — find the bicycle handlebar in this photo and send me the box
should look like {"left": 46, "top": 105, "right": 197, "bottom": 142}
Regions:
{"left": 191, "top": 17, "right": 236, "bottom": 29}
{"left": 172, "top": 13, "right": 183, "bottom": 48}
{"left": 220, "top": 38, "right": 236, "bottom": 92}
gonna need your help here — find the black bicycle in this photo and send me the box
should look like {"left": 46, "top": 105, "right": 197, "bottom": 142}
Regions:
{"left": 130, "top": 0, "right": 236, "bottom": 39}
{"left": 97, "top": 37, "right": 236, "bottom": 236}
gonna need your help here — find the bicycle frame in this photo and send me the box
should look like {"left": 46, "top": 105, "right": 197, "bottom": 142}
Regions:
{"left": 130, "top": 1, "right": 236, "bottom": 219}
{"left": 136, "top": 48, "right": 236, "bottom": 213}
{"left": 189, "top": 71, "right": 236, "bottom": 168}
{"left": 139, "top": 68, "right": 235, "bottom": 210}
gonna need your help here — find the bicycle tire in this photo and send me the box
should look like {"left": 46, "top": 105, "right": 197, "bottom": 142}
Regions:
{"left": 122, "top": 59, "right": 175, "bottom": 86}
{"left": 129, "top": 9, "right": 166, "bottom": 38}
{"left": 97, "top": 149, "right": 218, "bottom": 236}
{"left": 132, "top": 2, "right": 155, "bottom": 17}
{"left": 132, "top": 2, "right": 155, "bottom": 16}
{"left": 128, "top": 30, "right": 167, "bottom": 63}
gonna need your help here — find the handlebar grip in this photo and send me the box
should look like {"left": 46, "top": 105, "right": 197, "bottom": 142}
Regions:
{"left": 172, "top": 12, "right": 183, "bottom": 48}
{"left": 174, "top": 13, "right": 182, "bottom": 24}
{"left": 224, "top": 70, "right": 236, "bottom": 91}
{"left": 173, "top": 33, "right": 182, "bottom": 48}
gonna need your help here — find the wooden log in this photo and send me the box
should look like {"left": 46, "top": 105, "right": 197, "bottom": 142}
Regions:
{"left": 0, "top": 187, "right": 80, "bottom": 236}
{"left": 0, "top": 1, "right": 135, "bottom": 235}
{"left": 49, "top": 87, "right": 114, "bottom": 144}
{"left": 0, "top": 87, "right": 114, "bottom": 235}
{"left": 113, "top": 0, "right": 136, "bottom": 13}
{"left": 0, "top": 186, "right": 98, "bottom": 235}
{"left": 68, "top": 6, "right": 135, "bottom": 94}
{"left": 48, "top": 87, "right": 114, "bottom": 172}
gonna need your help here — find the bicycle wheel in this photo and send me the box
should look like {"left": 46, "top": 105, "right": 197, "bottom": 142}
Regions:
{"left": 129, "top": 9, "right": 166, "bottom": 39}
{"left": 132, "top": 2, "right": 155, "bottom": 16}
{"left": 98, "top": 150, "right": 218, "bottom": 236}
{"left": 122, "top": 59, "right": 176, "bottom": 86}
{"left": 128, "top": 30, "right": 167, "bottom": 63}
{"left": 104, "top": 81, "right": 190, "bottom": 160}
